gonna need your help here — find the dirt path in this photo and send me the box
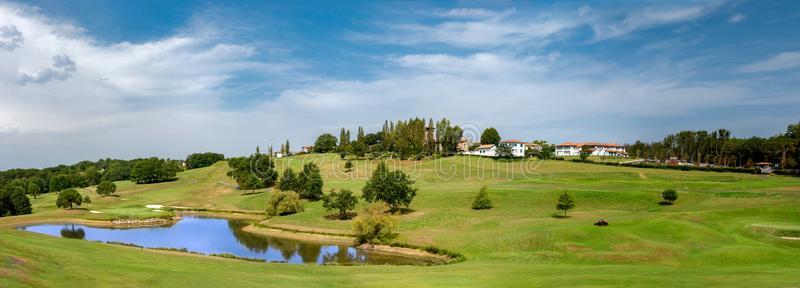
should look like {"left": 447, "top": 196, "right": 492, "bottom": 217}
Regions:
{"left": 638, "top": 172, "right": 647, "bottom": 179}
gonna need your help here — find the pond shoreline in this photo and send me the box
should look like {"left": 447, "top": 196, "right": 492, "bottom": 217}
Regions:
{"left": 11, "top": 214, "right": 461, "bottom": 265}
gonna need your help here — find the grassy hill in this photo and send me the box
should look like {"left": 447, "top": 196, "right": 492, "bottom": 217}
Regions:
{"left": 2, "top": 154, "right": 800, "bottom": 287}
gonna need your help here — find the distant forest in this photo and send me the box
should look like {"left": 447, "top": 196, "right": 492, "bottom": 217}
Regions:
{"left": 627, "top": 122, "right": 799, "bottom": 168}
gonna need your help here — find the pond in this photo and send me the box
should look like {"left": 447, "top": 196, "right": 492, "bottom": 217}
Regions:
{"left": 18, "top": 216, "right": 433, "bottom": 265}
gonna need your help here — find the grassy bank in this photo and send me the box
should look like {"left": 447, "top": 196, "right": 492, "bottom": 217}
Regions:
{"left": 2, "top": 154, "right": 800, "bottom": 287}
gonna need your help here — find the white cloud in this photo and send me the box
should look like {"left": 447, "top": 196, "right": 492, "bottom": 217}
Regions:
{"left": 352, "top": 8, "right": 581, "bottom": 48}
{"left": 1, "top": 2, "right": 796, "bottom": 170}
{"left": 17, "top": 54, "right": 76, "bottom": 85}
{"left": 738, "top": 52, "right": 800, "bottom": 73}
{"left": 578, "top": 5, "right": 592, "bottom": 17}
{"left": 591, "top": 2, "right": 722, "bottom": 40}
{"left": 0, "top": 24, "right": 23, "bottom": 51}
{"left": 436, "top": 8, "right": 515, "bottom": 19}
{"left": 728, "top": 13, "right": 746, "bottom": 23}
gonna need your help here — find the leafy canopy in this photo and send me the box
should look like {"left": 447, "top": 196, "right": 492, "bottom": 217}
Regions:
{"left": 362, "top": 162, "right": 417, "bottom": 211}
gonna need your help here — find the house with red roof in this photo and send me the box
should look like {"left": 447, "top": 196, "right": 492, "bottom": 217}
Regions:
{"left": 554, "top": 142, "right": 627, "bottom": 157}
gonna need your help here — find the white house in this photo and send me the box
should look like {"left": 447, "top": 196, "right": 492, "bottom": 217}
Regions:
{"left": 499, "top": 140, "right": 527, "bottom": 157}
{"left": 555, "top": 142, "right": 627, "bottom": 157}
{"left": 474, "top": 144, "right": 496, "bottom": 156}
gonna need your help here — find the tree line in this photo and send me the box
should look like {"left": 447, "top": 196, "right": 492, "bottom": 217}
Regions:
{"left": 313, "top": 117, "right": 464, "bottom": 159}
{"left": 626, "top": 122, "right": 800, "bottom": 168}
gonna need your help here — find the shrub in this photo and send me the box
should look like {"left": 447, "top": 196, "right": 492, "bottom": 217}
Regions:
{"left": 353, "top": 202, "right": 396, "bottom": 243}
{"left": 323, "top": 188, "right": 358, "bottom": 219}
{"left": 56, "top": 189, "right": 83, "bottom": 209}
{"left": 344, "top": 160, "right": 353, "bottom": 172}
{"left": 83, "top": 194, "right": 92, "bottom": 205}
{"left": 471, "top": 186, "right": 493, "bottom": 210}
{"left": 662, "top": 189, "right": 678, "bottom": 203}
{"left": 96, "top": 181, "right": 117, "bottom": 196}
{"left": 265, "top": 190, "right": 303, "bottom": 216}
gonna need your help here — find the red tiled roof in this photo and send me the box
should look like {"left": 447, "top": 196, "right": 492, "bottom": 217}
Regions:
{"left": 499, "top": 139, "right": 525, "bottom": 143}
{"left": 477, "top": 144, "right": 495, "bottom": 149}
{"left": 556, "top": 142, "right": 622, "bottom": 147}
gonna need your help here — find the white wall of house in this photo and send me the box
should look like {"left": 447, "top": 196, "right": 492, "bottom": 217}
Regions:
{"left": 555, "top": 144, "right": 626, "bottom": 156}
{"left": 500, "top": 142, "right": 526, "bottom": 157}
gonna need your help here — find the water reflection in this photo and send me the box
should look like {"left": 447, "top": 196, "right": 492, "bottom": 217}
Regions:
{"left": 20, "top": 216, "right": 433, "bottom": 265}
{"left": 59, "top": 225, "right": 85, "bottom": 239}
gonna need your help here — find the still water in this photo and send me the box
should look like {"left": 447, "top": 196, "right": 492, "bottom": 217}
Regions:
{"left": 19, "top": 216, "right": 432, "bottom": 265}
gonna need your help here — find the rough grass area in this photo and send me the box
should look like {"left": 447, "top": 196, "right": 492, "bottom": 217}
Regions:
{"left": 2, "top": 154, "right": 800, "bottom": 287}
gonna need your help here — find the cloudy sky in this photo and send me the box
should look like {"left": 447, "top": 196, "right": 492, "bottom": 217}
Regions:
{"left": 1, "top": 0, "right": 799, "bottom": 169}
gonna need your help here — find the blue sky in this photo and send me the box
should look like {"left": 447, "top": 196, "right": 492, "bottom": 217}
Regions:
{"left": 1, "top": 0, "right": 799, "bottom": 169}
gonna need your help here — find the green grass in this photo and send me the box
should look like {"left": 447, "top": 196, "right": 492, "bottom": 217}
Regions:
{"left": 2, "top": 154, "right": 800, "bottom": 287}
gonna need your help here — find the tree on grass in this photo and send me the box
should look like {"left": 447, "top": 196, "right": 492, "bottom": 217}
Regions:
{"left": 297, "top": 163, "right": 324, "bottom": 200}
{"left": 480, "top": 127, "right": 501, "bottom": 145}
{"left": 352, "top": 202, "right": 396, "bottom": 243}
{"left": 662, "top": 189, "right": 678, "bottom": 204}
{"left": 27, "top": 182, "right": 41, "bottom": 199}
{"left": 130, "top": 158, "right": 178, "bottom": 184}
{"left": 8, "top": 187, "right": 32, "bottom": 215}
{"left": 362, "top": 162, "right": 417, "bottom": 211}
{"left": 265, "top": 190, "right": 303, "bottom": 216}
{"left": 323, "top": 189, "right": 358, "bottom": 219}
{"left": 56, "top": 189, "right": 83, "bottom": 209}
{"left": 278, "top": 168, "right": 299, "bottom": 192}
{"left": 96, "top": 181, "right": 117, "bottom": 197}
{"left": 579, "top": 146, "right": 593, "bottom": 160}
{"left": 555, "top": 191, "right": 575, "bottom": 217}
{"left": 185, "top": 152, "right": 225, "bottom": 169}
{"left": 344, "top": 160, "right": 353, "bottom": 172}
{"left": 472, "top": 186, "right": 493, "bottom": 210}
{"left": 313, "top": 133, "right": 338, "bottom": 153}
{"left": 49, "top": 174, "right": 72, "bottom": 192}
{"left": 83, "top": 195, "right": 92, "bottom": 206}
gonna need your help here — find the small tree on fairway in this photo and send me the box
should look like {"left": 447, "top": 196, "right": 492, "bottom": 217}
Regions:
{"left": 579, "top": 146, "right": 592, "bottom": 160}
{"left": 96, "top": 181, "right": 117, "bottom": 197}
{"left": 344, "top": 160, "right": 353, "bottom": 172}
{"left": 472, "top": 186, "right": 493, "bottom": 210}
{"left": 362, "top": 162, "right": 417, "bottom": 211}
{"left": 240, "top": 174, "right": 262, "bottom": 194}
{"left": 27, "top": 182, "right": 41, "bottom": 199}
{"left": 56, "top": 189, "right": 83, "bottom": 209}
{"left": 662, "top": 189, "right": 678, "bottom": 204}
{"left": 83, "top": 195, "right": 92, "bottom": 206}
{"left": 278, "top": 168, "right": 299, "bottom": 192}
{"left": 555, "top": 191, "right": 575, "bottom": 217}
{"left": 352, "top": 202, "right": 396, "bottom": 243}
{"left": 298, "top": 163, "right": 324, "bottom": 200}
{"left": 323, "top": 188, "right": 358, "bottom": 219}
{"left": 265, "top": 190, "right": 304, "bottom": 216}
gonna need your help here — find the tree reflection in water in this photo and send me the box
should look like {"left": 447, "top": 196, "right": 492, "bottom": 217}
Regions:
{"left": 59, "top": 225, "right": 85, "bottom": 239}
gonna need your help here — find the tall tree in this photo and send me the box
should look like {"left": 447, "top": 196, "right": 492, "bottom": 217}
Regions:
{"left": 480, "top": 127, "right": 501, "bottom": 145}
{"left": 362, "top": 162, "right": 417, "bottom": 211}
{"left": 313, "top": 134, "right": 338, "bottom": 153}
